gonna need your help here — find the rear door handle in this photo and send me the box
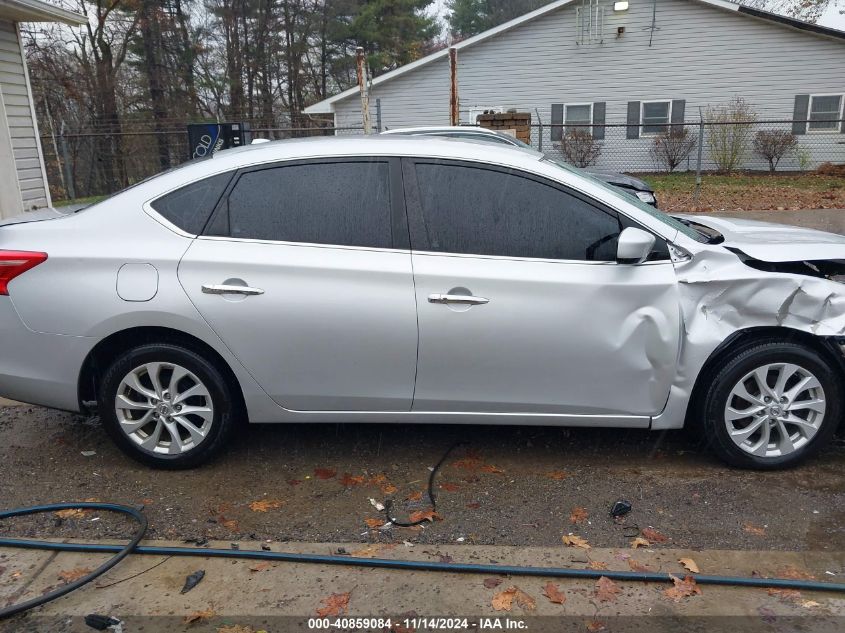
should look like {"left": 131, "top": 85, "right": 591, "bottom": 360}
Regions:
{"left": 202, "top": 284, "right": 264, "bottom": 296}
{"left": 428, "top": 293, "right": 489, "bottom": 305}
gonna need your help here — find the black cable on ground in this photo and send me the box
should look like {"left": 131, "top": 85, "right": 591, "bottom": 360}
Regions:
{"left": 383, "top": 441, "right": 465, "bottom": 527}
{"left": 0, "top": 503, "right": 147, "bottom": 619}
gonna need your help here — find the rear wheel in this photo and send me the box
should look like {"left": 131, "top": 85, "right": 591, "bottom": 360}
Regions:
{"left": 701, "top": 341, "right": 842, "bottom": 469}
{"left": 99, "top": 343, "right": 236, "bottom": 469}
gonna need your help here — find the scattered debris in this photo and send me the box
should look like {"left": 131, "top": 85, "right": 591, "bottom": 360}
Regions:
{"left": 630, "top": 537, "right": 650, "bottom": 549}
{"left": 183, "top": 607, "right": 215, "bottom": 624}
{"left": 491, "top": 586, "right": 536, "bottom": 612}
{"left": 180, "top": 570, "right": 205, "bottom": 594}
{"left": 586, "top": 560, "right": 608, "bottom": 570}
{"left": 562, "top": 534, "right": 591, "bottom": 549}
{"left": 541, "top": 582, "right": 566, "bottom": 604}
{"left": 594, "top": 576, "right": 621, "bottom": 602}
{"left": 610, "top": 500, "right": 632, "bottom": 518}
{"left": 483, "top": 578, "right": 503, "bottom": 589}
{"left": 586, "top": 621, "right": 607, "bottom": 632}
{"left": 408, "top": 509, "right": 441, "bottom": 523}
{"left": 641, "top": 527, "right": 668, "bottom": 543}
{"left": 249, "top": 562, "right": 271, "bottom": 573}
{"left": 743, "top": 522, "right": 767, "bottom": 536}
{"left": 679, "top": 558, "right": 700, "bottom": 574}
{"left": 364, "top": 518, "right": 385, "bottom": 528}
{"left": 316, "top": 592, "right": 350, "bottom": 617}
{"left": 545, "top": 470, "right": 568, "bottom": 480}
{"left": 58, "top": 567, "right": 92, "bottom": 584}
{"left": 314, "top": 468, "right": 337, "bottom": 480}
{"left": 664, "top": 575, "right": 702, "bottom": 602}
{"left": 778, "top": 565, "right": 816, "bottom": 580}
{"left": 628, "top": 559, "right": 652, "bottom": 572}
{"left": 248, "top": 499, "right": 283, "bottom": 513}
{"left": 369, "top": 498, "right": 384, "bottom": 511}
{"left": 83, "top": 614, "right": 122, "bottom": 631}
{"left": 569, "top": 507, "right": 589, "bottom": 524}
{"left": 80, "top": 450, "right": 96, "bottom": 457}
{"left": 54, "top": 508, "right": 88, "bottom": 520}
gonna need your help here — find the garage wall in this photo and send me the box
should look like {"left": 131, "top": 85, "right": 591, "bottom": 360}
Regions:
{"left": 0, "top": 19, "right": 49, "bottom": 213}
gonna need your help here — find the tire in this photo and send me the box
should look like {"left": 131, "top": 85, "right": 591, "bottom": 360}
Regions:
{"left": 701, "top": 341, "right": 843, "bottom": 470}
{"left": 98, "top": 343, "right": 237, "bottom": 469}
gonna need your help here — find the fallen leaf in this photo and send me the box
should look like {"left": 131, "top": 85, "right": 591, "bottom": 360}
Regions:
{"left": 466, "top": 502, "right": 481, "bottom": 509}
{"left": 54, "top": 508, "right": 88, "bottom": 519}
{"left": 545, "top": 470, "right": 568, "bottom": 480}
{"left": 641, "top": 527, "right": 668, "bottom": 543}
{"left": 184, "top": 608, "right": 215, "bottom": 624}
{"left": 248, "top": 499, "right": 283, "bottom": 512}
{"left": 664, "top": 575, "right": 702, "bottom": 602}
{"left": 778, "top": 565, "right": 816, "bottom": 580}
{"left": 339, "top": 473, "right": 366, "bottom": 487}
{"left": 570, "top": 507, "right": 589, "bottom": 524}
{"left": 587, "top": 560, "right": 608, "bottom": 570}
{"left": 743, "top": 522, "right": 766, "bottom": 536}
{"left": 628, "top": 559, "right": 652, "bottom": 572}
{"left": 491, "top": 586, "right": 535, "bottom": 612}
{"left": 562, "top": 534, "right": 591, "bottom": 549}
{"left": 679, "top": 558, "right": 700, "bottom": 574}
{"left": 768, "top": 588, "right": 803, "bottom": 604}
{"left": 542, "top": 582, "right": 566, "bottom": 604}
{"left": 630, "top": 537, "right": 650, "bottom": 549}
{"left": 57, "top": 567, "right": 91, "bottom": 583}
{"left": 219, "top": 516, "right": 239, "bottom": 532}
{"left": 350, "top": 543, "right": 396, "bottom": 558}
{"left": 484, "top": 577, "right": 503, "bottom": 589}
{"left": 453, "top": 457, "right": 482, "bottom": 470}
{"left": 316, "top": 592, "right": 350, "bottom": 617}
{"left": 369, "top": 473, "right": 388, "bottom": 485}
{"left": 586, "top": 621, "right": 607, "bottom": 632}
{"left": 439, "top": 482, "right": 460, "bottom": 492}
{"left": 364, "top": 518, "right": 385, "bottom": 528}
{"left": 217, "top": 626, "right": 254, "bottom": 633}
{"left": 407, "top": 491, "right": 424, "bottom": 501}
{"left": 381, "top": 483, "right": 398, "bottom": 495}
{"left": 249, "top": 562, "right": 271, "bottom": 573}
{"left": 479, "top": 464, "right": 504, "bottom": 474}
{"left": 314, "top": 468, "right": 336, "bottom": 480}
{"left": 408, "top": 509, "right": 442, "bottom": 523}
{"left": 594, "top": 576, "right": 620, "bottom": 602}
{"left": 801, "top": 600, "right": 822, "bottom": 608}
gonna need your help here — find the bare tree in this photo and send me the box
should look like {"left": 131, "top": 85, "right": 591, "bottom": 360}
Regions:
{"left": 559, "top": 130, "right": 602, "bottom": 168}
{"left": 650, "top": 127, "right": 696, "bottom": 172}
{"left": 753, "top": 130, "right": 799, "bottom": 172}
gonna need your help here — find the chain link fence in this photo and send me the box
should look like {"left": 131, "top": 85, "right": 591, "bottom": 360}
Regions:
{"left": 528, "top": 119, "right": 845, "bottom": 174}
{"left": 40, "top": 116, "right": 843, "bottom": 206}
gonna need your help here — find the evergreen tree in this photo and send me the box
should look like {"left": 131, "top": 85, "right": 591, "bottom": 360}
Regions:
{"left": 447, "top": 0, "right": 551, "bottom": 38}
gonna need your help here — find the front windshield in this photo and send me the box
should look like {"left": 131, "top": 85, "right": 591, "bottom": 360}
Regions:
{"left": 543, "top": 157, "right": 707, "bottom": 243}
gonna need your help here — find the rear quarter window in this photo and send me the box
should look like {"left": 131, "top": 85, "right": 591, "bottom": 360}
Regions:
{"left": 149, "top": 172, "right": 233, "bottom": 235}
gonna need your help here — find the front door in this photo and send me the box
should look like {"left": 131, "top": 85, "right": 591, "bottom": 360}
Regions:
{"left": 403, "top": 159, "right": 680, "bottom": 420}
{"left": 179, "top": 158, "right": 418, "bottom": 411}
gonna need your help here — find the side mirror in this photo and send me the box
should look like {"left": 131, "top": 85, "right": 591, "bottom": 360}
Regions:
{"left": 616, "top": 227, "right": 656, "bottom": 264}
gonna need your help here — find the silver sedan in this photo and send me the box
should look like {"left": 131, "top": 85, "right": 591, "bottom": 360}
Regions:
{"left": 1, "top": 136, "right": 844, "bottom": 469}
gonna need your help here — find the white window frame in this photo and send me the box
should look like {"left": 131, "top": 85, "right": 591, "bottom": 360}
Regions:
{"left": 807, "top": 94, "right": 843, "bottom": 133}
{"left": 640, "top": 100, "right": 672, "bottom": 137}
{"left": 564, "top": 103, "right": 593, "bottom": 132}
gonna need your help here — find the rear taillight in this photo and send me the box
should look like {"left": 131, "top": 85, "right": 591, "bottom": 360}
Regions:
{"left": 0, "top": 251, "right": 48, "bottom": 295}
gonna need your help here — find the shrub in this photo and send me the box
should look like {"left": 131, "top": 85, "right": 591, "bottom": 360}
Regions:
{"left": 817, "top": 161, "right": 845, "bottom": 177}
{"left": 650, "top": 127, "right": 696, "bottom": 172}
{"left": 704, "top": 97, "right": 757, "bottom": 173}
{"left": 753, "top": 130, "right": 798, "bottom": 172}
{"left": 559, "top": 129, "right": 601, "bottom": 167}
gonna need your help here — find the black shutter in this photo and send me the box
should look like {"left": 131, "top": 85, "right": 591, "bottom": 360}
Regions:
{"left": 670, "top": 99, "right": 686, "bottom": 133}
{"left": 592, "top": 102, "right": 606, "bottom": 140}
{"left": 626, "top": 101, "right": 640, "bottom": 139}
{"left": 792, "top": 95, "right": 809, "bottom": 135}
{"left": 551, "top": 104, "right": 563, "bottom": 141}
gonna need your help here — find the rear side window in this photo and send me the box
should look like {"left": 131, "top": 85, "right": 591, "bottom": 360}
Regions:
{"left": 409, "top": 162, "right": 622, "bottom": 261}
{"left": 224, "top": 161, "right": 392, "bottom": 248}
{"left": 150, "top": 172, "right": 232, "bottom": 234}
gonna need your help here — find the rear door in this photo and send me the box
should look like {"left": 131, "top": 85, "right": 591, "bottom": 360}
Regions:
{"left": 178, "top": 158, "right": 418, "bottom": 411}
{"left": 403, "top": 158, "right": 681, "bottom": 421}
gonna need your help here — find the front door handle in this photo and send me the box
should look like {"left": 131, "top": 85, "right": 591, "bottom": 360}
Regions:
{"left": 428, "top": 293, "right": 489, "bottom": 305}
{"left": 202, "top": 284, "right": 264, "bottom": 296}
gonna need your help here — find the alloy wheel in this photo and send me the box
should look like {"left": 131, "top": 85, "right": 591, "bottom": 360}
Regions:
{"left": 724, "top": 362, "right": 826, "bottom": 458}
{"left": 114, "top": 362, "right": 214, "bottom": 454}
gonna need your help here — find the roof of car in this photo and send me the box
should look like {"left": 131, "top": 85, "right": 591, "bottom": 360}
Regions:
{"left": 382, "top": 126, "right": 507, "bottom": 135}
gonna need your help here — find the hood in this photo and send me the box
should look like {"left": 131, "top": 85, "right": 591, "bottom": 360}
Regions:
{"left": 583, "top": 169, "right": 653, "bottom": 193}
{"left": 678, "top": 214, "right": 845, "bottom": 263}
{"left": 0, "top": 207, "right": 70, "bottom": 228}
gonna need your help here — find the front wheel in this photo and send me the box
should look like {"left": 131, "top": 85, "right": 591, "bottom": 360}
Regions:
{"left": 701, "top": 341, "right": 843, "bottom": 469}
{"left": 98, "top": 343, "right": 237, "bottom": 469}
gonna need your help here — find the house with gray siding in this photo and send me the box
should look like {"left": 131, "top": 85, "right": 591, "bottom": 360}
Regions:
{"left": 0, "top": 0, "right": 85, "bottom": 219}
{"left": 304, "top": 0, "right": 845, "bottom": 172}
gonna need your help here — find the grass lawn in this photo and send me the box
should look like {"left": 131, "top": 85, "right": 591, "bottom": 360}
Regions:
{"left": 52, "top": 195, "right": 108, "bottom": 208}
{"left": 636, "top": 172, "right": 845, "bottom": 212}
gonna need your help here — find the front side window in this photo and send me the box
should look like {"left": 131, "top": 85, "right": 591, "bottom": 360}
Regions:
{"left": 410, "top": 162, "right": 622, "bottom": 261}
{"left": 150, "top": 171, "right": 232, "bottom": 234}
{"left": 565, "top": 104, "right": 593, "bottom": 131}
{"left": 641, "top": 101, "right": 671, "bottom": 135}
{"left": 809, "top": 95, "right": 843, "bottom": 132}
{"left": 223, "top": 161, "right": 392, "bottom": 248}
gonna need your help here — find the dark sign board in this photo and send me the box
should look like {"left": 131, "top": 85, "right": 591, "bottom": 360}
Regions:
{"left": 187, "top": 122, "right": 252, "bottom": 159}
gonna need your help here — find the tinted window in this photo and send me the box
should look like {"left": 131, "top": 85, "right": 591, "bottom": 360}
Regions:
{"left": 410, "top": 163, "right": 621, "bottom": 261}
{"left": 225, "top": 162, "right": 392, "bottom": 248}
{"left": 150, "top": 171, "right": 231, "bottom": 234}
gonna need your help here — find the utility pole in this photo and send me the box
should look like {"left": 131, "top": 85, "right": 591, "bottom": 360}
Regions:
{"left": 449, "top": 47, "right": 459, "bottom": 126}
{"left": 356, "top": 47, "right": 371, "bottom": 134}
